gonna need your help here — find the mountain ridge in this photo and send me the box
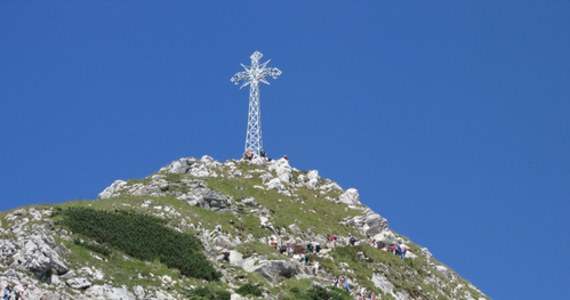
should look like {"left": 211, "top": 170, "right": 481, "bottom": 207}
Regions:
{"left": 0, "top": 155, "right": 488, "bottom": 300}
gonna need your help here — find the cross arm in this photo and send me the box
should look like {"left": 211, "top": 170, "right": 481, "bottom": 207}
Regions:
{"left": 260, "top": 67, "right": 282, "bottom": 81}
{"left": 231, "top": 71, "right": 251, "bottom": 89}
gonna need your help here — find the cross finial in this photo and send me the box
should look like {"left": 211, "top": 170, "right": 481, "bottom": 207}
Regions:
{"left": 231, "top": 51, "right": 282, "bottom": 89}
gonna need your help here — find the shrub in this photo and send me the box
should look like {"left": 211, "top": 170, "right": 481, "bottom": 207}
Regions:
{"left": 236, "top": 283, "right": 263, "bottom": 297}
{"left": 304, "top": 285, "right": 351, "bottom": 300}
{"left": 190, "top": 286, "right": 231, "bottom": 300}
{"left": 73, "top": 238, "right": 112, "bottom": 256}
{"left": 286, "top": 285, "right": 351, "bottom": 300}
{"left": 58, "top": 207, "right": 220, "bottom": 280}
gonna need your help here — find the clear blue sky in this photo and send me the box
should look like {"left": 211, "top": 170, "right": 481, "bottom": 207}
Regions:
{"left": 1, "top": 1, "right": 568, "bottom": 298}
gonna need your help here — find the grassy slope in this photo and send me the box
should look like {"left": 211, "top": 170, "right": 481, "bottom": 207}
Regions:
{"left": 0, "top": 161, "right": 487, "bottom": 299}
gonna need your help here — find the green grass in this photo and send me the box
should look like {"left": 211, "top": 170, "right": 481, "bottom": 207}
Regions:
{"left": 282, "top": 284, "right": 352, "bottom": 300}
{"left": 204, "top": 177, "right": 359, "bottom": 237}
{"left": 236, "top": 283, "right": 263, "bottom": 297}
{"left": 315, "top": 244, "right": 457, "bottom": 298}
{"left": 237, "top": 241, "right": 280, "bottom": 259}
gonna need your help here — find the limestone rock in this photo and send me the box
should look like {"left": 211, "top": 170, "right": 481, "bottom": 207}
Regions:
{"left": 85, "top": 284, "right": 136, "bottom": 299}
{"left": 228, "top": 251, "right": 244, "bottom": 267}
{"left": 339, "top": 188, "right": 360, "bottom": 205}
{"left": 372, "top": 273, "right": 395, "bottom": 296}
{"left": 98, "top": 180, "right": 127, "bottom": 199}
{"left": 266, "top": 178, "right": 285, "bottom": 191}
{"left": 436, "top": 265, "right": 452, "bottom": 278}
{"left": 342, "top": 210, "right": 388, "bottom": 238}
{"left": 240, "top": 197, "right": 257, "bottom": 206}
{"left": 306, "top": 170, "right": 320, "bottom": 188}
{"left": 214, "top": 235, "right": 236, "bottom": 250}
{"left": 268, "top": 158, "right": 292, "bottom": 183}
{"left": 243, "top": 259, "right": 297, "bottom": 282}
{"left": 133, "top": 285, "right": 145, "bottom": 300}
{"left": 66, "top": 277, "right": 91, "bottom": 290}
{"left": 8, "top": 227, "right": 69, "bottom": 279}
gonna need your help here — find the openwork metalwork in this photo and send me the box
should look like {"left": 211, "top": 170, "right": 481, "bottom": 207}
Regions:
{"left": 231, "top": 51, "right": 282, "bottom": 156}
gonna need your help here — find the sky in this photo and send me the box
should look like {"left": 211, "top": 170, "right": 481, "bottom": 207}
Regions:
{"left": 1, "top": 1, "right": 569, "bottom": 299}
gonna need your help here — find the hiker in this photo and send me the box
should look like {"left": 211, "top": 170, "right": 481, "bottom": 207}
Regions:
{"left": 300, "top": 254, "right": 309, "bottom": 264}
{"left": 222, "top": 251, "right": 230, "bottom": 262}
{"left": 329, "top": 233, "right": 336, "bottom": 248}
{"left": 334, "top": 277, "right": 341, "bottom": 288}
{"left": 391, "top": 244, "right": 396, "bottom": 255}
{"left": 339, "top": 274, "right": 347, "bottom": 287}
{"left": 306, "top": 242, "right": 314, "bottom": 253}
{"left": 312, "top": 261, "right": 320, "bottom": 275}
{"left": 2, "top": 284, "right": 14, "bottom": 300}
{"left": 315, "top": 242, "right": 321, "bottom": 253}
{"left": 269, "top": 237, "right": 278, "bottom": 249}
{"left": 279, "top": 244, "right": 287, "bottom": 254}
{"left": 244, "top": 149, "right": 253, "bottom": 161}
{"left": 368, "top": 291, "right": 376, "bottom": 300}
{"left": 399, "top": 243, "right": 407, "bottom": 259}
{"left": 349, "top": 235, "right": 357, "bottom": 246}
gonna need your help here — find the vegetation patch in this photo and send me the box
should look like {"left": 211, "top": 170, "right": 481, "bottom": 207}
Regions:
{"left": 73, "top": 238, "right": 112, "bottom": 256}
{"left": 236, "top": 283, "right": 263, "bottom": 297}
{"left": 56, "top": 207, "right": 220, "bottom": 281}
{"left": 285, "top": 285, "right": 352, "bottom": 300}
{"left": 237, "top": 241, "right": 280, "bottom": 259}
{"left": 188, "top": 286, "right": 231, "bottom": 300}
{"left": 204, "top": 177, "right": 359, "bottom": 237}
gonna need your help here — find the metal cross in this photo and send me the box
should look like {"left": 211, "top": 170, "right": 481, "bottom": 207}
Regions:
{"left": 231, "top": 51, "right": 282, "bottom": 156}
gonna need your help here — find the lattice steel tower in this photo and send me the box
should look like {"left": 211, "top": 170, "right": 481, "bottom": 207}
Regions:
{"left": 231, "top": 51, "right": 282, "bottom": 156}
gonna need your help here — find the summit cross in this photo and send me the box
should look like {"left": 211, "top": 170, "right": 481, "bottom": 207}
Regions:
{"left": 231, "top": 51, "right": 282, "bottom": 157}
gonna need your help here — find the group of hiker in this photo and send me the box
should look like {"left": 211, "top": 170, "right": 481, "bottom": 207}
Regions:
{"left": 2, "top": 283, "right": 27, "bottom": 300}
{"left": 243, "top": 149, "right": 271, "bottom": 161}
{"left": 389, "top": 243, "right": 408, "bottom": 259}
{"left": 333, "top": 275, "right": 379, "bottom": 299}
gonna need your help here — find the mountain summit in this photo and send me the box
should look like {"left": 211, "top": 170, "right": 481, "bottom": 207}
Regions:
{"left": 0, "top": 156, "right": 488, "bottom": 300}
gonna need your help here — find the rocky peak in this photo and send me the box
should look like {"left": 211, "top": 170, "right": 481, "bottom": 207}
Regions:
{"left": 0, "top": 156, "right": 488, "bottom": 300}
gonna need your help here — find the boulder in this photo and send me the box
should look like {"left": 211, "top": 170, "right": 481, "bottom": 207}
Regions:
{"left": 268, "top": 158, "right": 292, "bottom": 183}
{"left": 241, "top": 197, "right": 257, "bottom": 206}
{"left": 160, "top": 157, "right": 198, "bottom": 174}
{"left": 372, "top": 230, "right": 398, "bottom": 246}
{"left": 306, "top": 170, "right": 320, "bottom": 188}
{"left": 65, "top": 277, "right": 91, "bottom": 290}
{"left": 288, "top": 224, "right": 301, "bottom": 234}
{"left": 228, "top": 251, "right": 244, "bottom": 267}
{"left": 182, "top": 187, "right": 233, "bottom": 211}
{"left": 436, "top": 265, "right": 452, "bottom": 279}
{"left": 85, "top": 284, "right": 136, "bottom": 300}
{"left": 339, "top": 188, "right": 360, "bottom": 205}
{"left": 243, "top": 259, "right": 297, "bottom": 282}
{"left": 266, "top": 178, "right": 285, "bottom": 191}
{"left": 250, "top": 156, "right": 267, "bottom": 165}
{"left": 98, "top": 180, "right": 127, "bottom": 199}
{"left": 214, "top": 235, "right": 236, "bottom": 250}
{"left": 8, "top": 228, "right": 69, "bottom": 280}
{"left": 133, "top": 285, "right": 145, "bottom": 300}
{"left": 363, "top": 214, "right": 388, "bottom": 236}
{"left": 319, "top": 182, "right": 343, "bottom": 192}
{"left": 372, "top": 273, "right": 395, "bottom": 295}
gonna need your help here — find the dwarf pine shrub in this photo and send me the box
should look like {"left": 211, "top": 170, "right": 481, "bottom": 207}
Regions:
{"left": 236, "top": 283, "right": 263, "bottom": 297}
{"left": 58, "top": 207, "right": 220, "bottom": 281}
